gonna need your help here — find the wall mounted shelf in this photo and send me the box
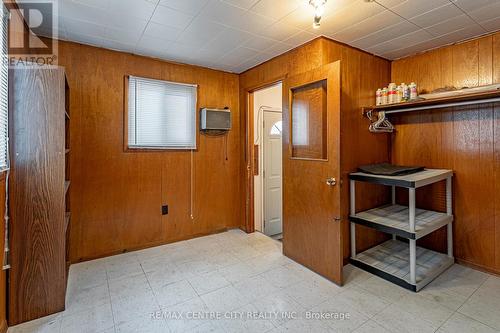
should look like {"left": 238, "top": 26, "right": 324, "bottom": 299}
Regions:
{"left": 362, "top": 90, "right": 500, "bottom": 116}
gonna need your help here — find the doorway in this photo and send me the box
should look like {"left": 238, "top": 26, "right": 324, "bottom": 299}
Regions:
{"left": 252, "top": 83, "right": 283, "bottom": 238}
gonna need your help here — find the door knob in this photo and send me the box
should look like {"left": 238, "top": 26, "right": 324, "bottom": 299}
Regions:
{"left": 326, "top": 177, "right": 337, "bottom": 186}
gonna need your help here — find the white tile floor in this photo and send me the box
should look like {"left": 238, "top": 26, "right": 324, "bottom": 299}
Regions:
{"left": 8, "top": 229, "right": 500, "bottom": 333}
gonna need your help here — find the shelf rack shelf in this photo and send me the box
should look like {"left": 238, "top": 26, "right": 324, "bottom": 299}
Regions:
{"left": 349, "top": 168, "right": 454, "bottom": 292}
{"left": 362, "top": 90, "right": 500, "bottom": 116}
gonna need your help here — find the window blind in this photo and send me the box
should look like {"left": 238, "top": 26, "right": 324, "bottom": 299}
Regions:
{"left": 128, "top": 76, "right": 197, "bottom": 149}
{"left": 0, "top": 4, "right": 8, "bottom": 171}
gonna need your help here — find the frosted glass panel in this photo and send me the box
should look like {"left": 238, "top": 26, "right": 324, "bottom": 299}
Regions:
{"left": 290, "top": 80, "right": 327, "bottom": 159}
{"left": 128, "top": 76, "right": 197, "bottom": 149}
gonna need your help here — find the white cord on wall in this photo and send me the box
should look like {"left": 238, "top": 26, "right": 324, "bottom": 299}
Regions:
{"left": 190, "top": 149, "right": 195, "bottom": 221}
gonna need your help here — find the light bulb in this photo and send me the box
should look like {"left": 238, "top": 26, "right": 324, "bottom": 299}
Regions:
{"left": 309, "top": 0, "right": 326, "bottom": 29}
{"left": 313, "top": 15, "right": 321, "bottom": 29}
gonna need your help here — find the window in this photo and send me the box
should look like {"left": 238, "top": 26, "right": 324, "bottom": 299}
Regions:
{"left": 0, "top": 4, "right": 8, "bottom": 170}
{"left": 270, "top": 120, "right": 282, "bottom": 135}
{"left": 127, "top": 76, "right": 197, "bottom": 149}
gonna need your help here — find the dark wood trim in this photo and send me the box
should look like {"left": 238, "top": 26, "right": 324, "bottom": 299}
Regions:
{"left": 242, "top": 77, "right": 285, "bottom": 234}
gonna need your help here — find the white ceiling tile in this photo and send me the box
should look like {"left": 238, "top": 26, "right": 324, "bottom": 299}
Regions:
{"left": 194, "top": 47, "right": 228, "bottom": 62}
{"left": 106, "top": 16, "right": 149, "bottom": 33}
{"left": 208, "top": 28, "right": 254, "bottom": 52}
{"left": 282, "top": 30, "right": 316, "bottom": 46}
{"left": 259, "top": 20, "right": 301, "bottom": 41}
{"left": 107, "top": 0, "right": 157, "bottom": 20}
{"left": 62, "top": 17, "right": 106, "bottom": 36}
{"left": 249, "top": 0, "right": 301, "bottom": 21}
{"left": 59, "top": 1, "right": 108, "bottom": 25}
{"left": 265, "top": 41, "right": 293, "bottom": 55}
{"left": 64, "top": 31, "right": 104, "bottom": 47}
{"left": 105, "top": 27, "right": 142, "bottom": 44}
{"left": 238, "top": 54, "right": 264, "bottom": 69}
{"left": 332, "top": 10, "right": 403, "bottom": 43}
{"left": 229, "top": 11, "right": 276, "bottom": 33}
{"left": 410, "top": 3, "right": 463, "bottom": 28}
{"left": 198, "top": 0, "right": 247, "bottom": 25}
{"left": 71, "top": 0, "right": 110, "bottom": 10}
{"left": 367, "top": 29, "right": 433, "bottom": 54}
{"left": 480, "top": 16, "right": 500, "bottom": 32}
{"left": 137, "top": 36, "right": 171, "bottom": 53}
{"left": 467, "top": 1, "right": 500, "bottom": 22}
{"left": 159, "top": 0, "right": 209, "bottom": 15}
{"left": 389, "top": 0, "right": 451, "bottom": 19}
{"left": 101, "top": 38, "right": 137, "bottom": 54}
{"left": 374, "top": 0, "right": 405, "bottom": 8}
{"left": 163, "top": 41, "right": 199, "bottom": 59}
{"left": 279, "top": 6, "right": 316, "bottom": 31}
{"left": 222, "top": 0, "right": 259, "bottom": 10}
{"left": 425, "top": 14, "right": 477, "bottom": 37}
{"left": 453, "top": 0, "right": 498, "bottom": 13}
{"left": 176, "top": 17, "right": 225, "bottom": 48}
{"left": 350, "top": 20, "right": 419, "bottom": 49}
{"left": 435, "top": 23, "right": 488, "bottom": 42}
{"left": 150, "top": 5, "right": 194, "bottom": 29}
{"left": 220, "top": 46, "right": 259, "bottom": 66}
{"left": 143, "top": 22, "right": 183, "bottom": 42}
{"left": 51, "top": 0, "right": 496, "bottom": 72}
{"left": 243, "top": 35, "right": 278, "bottom": 50}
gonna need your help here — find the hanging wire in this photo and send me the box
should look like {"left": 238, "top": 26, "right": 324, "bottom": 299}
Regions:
{"left": 190, "top": 149, "right": 195, "bottom": 221}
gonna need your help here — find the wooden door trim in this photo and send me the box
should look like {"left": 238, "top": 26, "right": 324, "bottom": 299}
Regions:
{"left": 243, "top": 76, "right": 286, "bottom": 234}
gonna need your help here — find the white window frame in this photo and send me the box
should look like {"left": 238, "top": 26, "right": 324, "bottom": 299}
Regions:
{"left": 126, "top": 75, "right": 198, "bottom": 151}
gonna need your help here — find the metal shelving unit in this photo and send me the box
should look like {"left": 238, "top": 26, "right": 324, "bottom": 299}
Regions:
{"left": 349, "top": 169, "right": 454, "bottom": 292}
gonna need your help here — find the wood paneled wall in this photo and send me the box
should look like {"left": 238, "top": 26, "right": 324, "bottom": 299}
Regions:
{"left": 240, "top": 37, "right": 392, "bottom": 262}
{"left": 55, "top": 41, "right": 241, "bottom": 262}
{"left": 391, "top": 32, "right": 500, "bottom": 274}
{"left": 0, "top": 175, "right": 5, "bottom": 333}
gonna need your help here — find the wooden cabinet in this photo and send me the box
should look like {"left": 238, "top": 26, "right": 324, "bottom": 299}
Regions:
{"left": 8, "top": 64, "right": 70, "bottom": 325}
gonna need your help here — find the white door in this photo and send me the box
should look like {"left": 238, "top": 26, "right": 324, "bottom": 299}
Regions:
{"left": 263, "top": 111, "right": 283, "bottom": 236}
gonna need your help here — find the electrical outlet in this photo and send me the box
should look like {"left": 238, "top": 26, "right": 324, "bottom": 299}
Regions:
{"left": 162, "top": 205, "right": 168, "bottom": 215}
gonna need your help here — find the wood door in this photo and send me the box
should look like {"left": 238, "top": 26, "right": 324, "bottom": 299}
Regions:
{"left": 282, "top": 61, "right": 342, "bottom": 285}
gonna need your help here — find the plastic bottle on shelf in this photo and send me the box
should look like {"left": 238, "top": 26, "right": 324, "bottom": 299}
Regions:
{"left": 410, "top": 82, "right": 418, "bottom": 100}
{"left": 381, "top": 87, "right": 388, "bottom": 105}
{"left": 400, "top": 83, "right": 408, "bottom": 101}
{"left": 376, "top": 89, "right": 382, "bottom": 106}
{"left": 395, "top": 86, "right": 402, "bottom": 103}
{"left": 388, "top": 83, "right": 396, "bottom": 104}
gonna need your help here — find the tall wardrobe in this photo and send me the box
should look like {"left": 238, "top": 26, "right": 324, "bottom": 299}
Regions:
{"left": 8, "top": 64, "right": 71, "bottom": 325}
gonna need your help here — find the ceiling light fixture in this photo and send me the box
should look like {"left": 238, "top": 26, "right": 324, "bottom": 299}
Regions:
{"left": 309, "top": 0, "right": 327, "bottom": 29}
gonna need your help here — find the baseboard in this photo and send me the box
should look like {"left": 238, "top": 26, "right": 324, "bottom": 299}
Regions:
{"left": 72, "top": 227, "right": 230, "bottom": 263}
{"left": 456, "top": 258, "right": 500, "bottom": 277}
{"left": 0, "top": 319, "right": 7, "bottom": 333}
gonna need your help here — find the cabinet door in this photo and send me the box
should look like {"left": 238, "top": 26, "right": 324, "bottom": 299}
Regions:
{"left": 9, "top": 66, "right": 66, "bottom": 325}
